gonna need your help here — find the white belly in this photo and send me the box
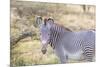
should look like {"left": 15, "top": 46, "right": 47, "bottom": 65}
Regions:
{"left": 63, "top": 48, "right": 83, "bottom": 60}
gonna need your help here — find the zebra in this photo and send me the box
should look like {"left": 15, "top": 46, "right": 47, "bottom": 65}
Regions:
{"left": 36, "top": 16, "right": 95, "bottom": 63}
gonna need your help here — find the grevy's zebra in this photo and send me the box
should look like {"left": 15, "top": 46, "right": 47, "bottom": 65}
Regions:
{"left": 37, "top": 16, "right": 95, "bottom": 63}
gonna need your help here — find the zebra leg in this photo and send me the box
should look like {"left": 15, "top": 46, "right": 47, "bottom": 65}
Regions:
{"left": 82, "top": 31, "right": 95, "bottom": 62}
{"left": 82, "top": 45, "right": 95, "bottom": 62}
{"left": 54, "top": 45, "right": 67, "bottom": 63}
{"left": 83, "top": 48, "right": 94, "bottom": 62}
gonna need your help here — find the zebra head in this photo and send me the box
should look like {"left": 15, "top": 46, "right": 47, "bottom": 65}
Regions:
{"left": 40, "top": 17, "right": 54, "bottom": 54}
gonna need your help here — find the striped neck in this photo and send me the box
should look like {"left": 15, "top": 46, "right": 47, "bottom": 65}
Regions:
{"left": 48, "top": 23, "right": 71, "bottom": 49}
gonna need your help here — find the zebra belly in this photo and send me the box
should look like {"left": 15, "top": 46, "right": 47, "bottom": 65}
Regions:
{"left": 63, "top": 47, "right": 83, "bottom": 60}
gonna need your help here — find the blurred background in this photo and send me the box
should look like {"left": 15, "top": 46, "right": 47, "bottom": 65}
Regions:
{"left": 10, "top": 0, "right": 96, "bottom": 66}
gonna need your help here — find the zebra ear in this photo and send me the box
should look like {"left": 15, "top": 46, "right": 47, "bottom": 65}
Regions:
{"left": 48, "top": 17, "right": 54, "bottom": 23}
{"left": 35, "top": 16, "right": 43, "bottom": 27}
{"left": 47, "top": 17, "right": 54, "bottom": 29}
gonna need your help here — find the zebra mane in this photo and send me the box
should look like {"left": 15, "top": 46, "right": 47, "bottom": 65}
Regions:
{"left": 54, "top": 23, "right": 72, "bottom": 32}
{"left": 45, "top": 17, "right": 72, "bottom": 32}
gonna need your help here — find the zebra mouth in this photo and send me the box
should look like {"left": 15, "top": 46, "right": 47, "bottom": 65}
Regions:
{"left": 41, "top": 49, "right": 47, "bottom": 54}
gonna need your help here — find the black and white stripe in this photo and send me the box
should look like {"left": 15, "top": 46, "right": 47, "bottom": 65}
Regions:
{"left": 46, "top": 18, "right": 95, "bottom": 62}
{"left": 37, "top": 16, "right": 95, "bottom": 63}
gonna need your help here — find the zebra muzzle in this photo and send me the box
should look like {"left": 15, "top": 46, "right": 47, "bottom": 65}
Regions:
{"left": 41, "top": 49, "right": 47, "bottom": 54}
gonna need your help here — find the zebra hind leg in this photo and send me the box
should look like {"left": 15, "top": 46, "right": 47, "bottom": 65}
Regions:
{"left": 83, "top": 47, "right": 94, "bottom": 62}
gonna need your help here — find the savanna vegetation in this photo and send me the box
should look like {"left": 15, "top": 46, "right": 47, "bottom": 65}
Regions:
{"left": 10, "top": 0, "right": 95, "bottom": 66}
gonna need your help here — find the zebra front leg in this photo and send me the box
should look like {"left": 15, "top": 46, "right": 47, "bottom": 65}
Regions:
{"left": 54, "top": 46, "right": 67, "bottom": 63}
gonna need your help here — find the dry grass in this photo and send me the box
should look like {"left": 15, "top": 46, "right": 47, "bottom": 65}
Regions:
{"left": 11, "top": 38, "right": 59, "bottom": 66}
{"left": 57, "top": 14, "right": 95, "bottom": 31}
